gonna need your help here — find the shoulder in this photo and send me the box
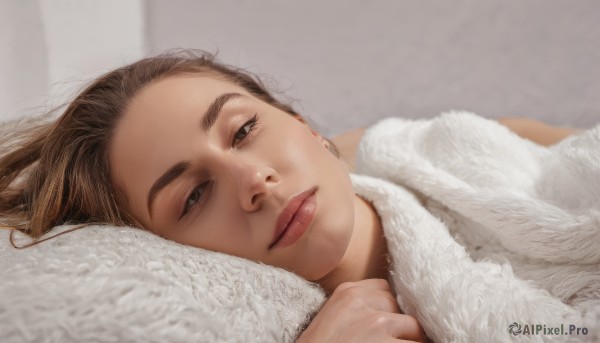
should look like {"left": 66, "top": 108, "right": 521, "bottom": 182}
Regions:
{"left": 497, "top": 117, "right": 583, "bottom": 146}
{"left": 331, "top": 128, "right": 366, "bottom": 172}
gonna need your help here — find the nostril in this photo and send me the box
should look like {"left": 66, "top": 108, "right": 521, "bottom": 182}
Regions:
{"left": 251, "top": 194, "right": 259, "bottom": 204}
{"left": 266, "top": 175, "right": 272, "bottom": 182}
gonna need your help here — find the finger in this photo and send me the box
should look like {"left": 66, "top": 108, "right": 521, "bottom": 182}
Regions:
{"left": 359, "top": 278, "right": 393, "bottom": 292}
{"left": 369, "top": 289, "right": 402, "bottom": 314}
{"left": 336, "top": 278, "right": 392, "bottom": 293}
{"left": 380, "top": 337, "right": 423, "bottom": 343}
{"left": 386, "top": 313, "right": 426, "bottom": 342}
{"left": 332, "top": 286, "right": 399, "bottom": 314}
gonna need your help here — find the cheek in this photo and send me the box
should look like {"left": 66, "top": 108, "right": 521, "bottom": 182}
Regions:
{"left": 188, "top": 198, "right": 245, "bottom": 245}
{"left": 267, "top": 125, "right": 327, "bottom": 169}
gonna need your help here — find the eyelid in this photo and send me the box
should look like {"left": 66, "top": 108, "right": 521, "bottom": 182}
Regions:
{"left": 178, "top": 181, "right": 210, "bottom": 221}
{"left": 232, "top": 114, "right": 259, "bottom": 147}
{"left": 177, "top": 186, "right": 194, "bottom": 221}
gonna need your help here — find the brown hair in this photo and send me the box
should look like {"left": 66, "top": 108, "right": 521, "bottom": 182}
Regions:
{"left": 0, "top": 49, "right": 338, "bottom": 247}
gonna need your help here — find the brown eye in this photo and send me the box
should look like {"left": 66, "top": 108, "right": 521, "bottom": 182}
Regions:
{"left": 232, "top": 114, "right": 258, "bottom": 146}
{"left": 179, "top": 182, "right": 209, "bottom": 220}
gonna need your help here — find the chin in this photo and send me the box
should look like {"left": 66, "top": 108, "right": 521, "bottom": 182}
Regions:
{"left": 301, "top": 168, "right": 355, "bottom": 281}
{"left": 305, "top": 216, "right": 355, "bottom": 282}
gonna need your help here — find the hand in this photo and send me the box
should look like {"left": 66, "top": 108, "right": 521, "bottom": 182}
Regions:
{"left": 296, "top": 278, "right": 425, "bottom": 343}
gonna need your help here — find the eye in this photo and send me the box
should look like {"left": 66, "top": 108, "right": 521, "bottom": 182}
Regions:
{"left": 232, "top": 114, "right": 258, "bottom": 146}
{"left": 179, "top": 182, "right": 210, "bottom": 220}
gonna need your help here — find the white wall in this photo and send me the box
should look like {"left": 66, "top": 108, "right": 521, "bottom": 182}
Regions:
{"left": 0, "top": 0, "right": 146, "bottom": 121}
{"left": 2, "top": 1, "right": 599, "bottom": 134}
{"left": 148, "top": 0, "right": 600, "bottom": 135}
{"left": 0, "top": 1, "right": 49, "bottom": 121}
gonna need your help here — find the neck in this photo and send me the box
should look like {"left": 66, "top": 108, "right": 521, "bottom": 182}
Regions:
{"left": 317, "top": 194, "right": 389, "bottom": 295}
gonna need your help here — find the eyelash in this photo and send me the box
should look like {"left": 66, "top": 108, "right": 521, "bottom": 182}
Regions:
{"left": 178, "top": 114, "right": 260, "bottom": 220}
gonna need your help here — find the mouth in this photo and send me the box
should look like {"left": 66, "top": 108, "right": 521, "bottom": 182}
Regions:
{"left": 269, "top": 186, "right": 318, "bottom": 250}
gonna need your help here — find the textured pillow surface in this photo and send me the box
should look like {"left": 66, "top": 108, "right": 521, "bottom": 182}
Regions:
{"left": 0, "top": 226, "right": 325, "bottom": 343}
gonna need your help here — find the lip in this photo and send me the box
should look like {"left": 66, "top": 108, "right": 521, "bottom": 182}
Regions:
{"left": 269, "top": 186, "right": 318, "bottom": 250}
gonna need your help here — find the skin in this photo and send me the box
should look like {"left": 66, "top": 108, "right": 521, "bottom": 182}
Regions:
{"left": 110, "top": 74, "right": 389, "bottom": 294}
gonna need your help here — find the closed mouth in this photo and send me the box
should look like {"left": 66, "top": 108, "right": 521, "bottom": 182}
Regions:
{"left": 269, "top": 186, "right": 318, "bottom": 249}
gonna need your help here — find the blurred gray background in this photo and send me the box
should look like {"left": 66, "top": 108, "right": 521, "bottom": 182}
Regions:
{"left": 2, "top": 0, "right": 599, "bottom": 136}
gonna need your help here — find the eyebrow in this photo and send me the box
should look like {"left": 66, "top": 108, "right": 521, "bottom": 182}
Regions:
{"left": 146, "top": 92, "right": 242, "bottom": 218}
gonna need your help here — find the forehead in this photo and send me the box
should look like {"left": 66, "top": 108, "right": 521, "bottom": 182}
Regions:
{"left": 133, "top": 73, "right": 246, "bottom": 108}
{"left": 117, "top": 74, "right": 250, "bottom": 146}
{"left": 116, "top": 73, "right": 247, "bottom": 144}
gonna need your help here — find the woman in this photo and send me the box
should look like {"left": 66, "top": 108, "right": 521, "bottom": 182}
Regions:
{"left": 0, "top": 51, "right": 587, "bottom": 342}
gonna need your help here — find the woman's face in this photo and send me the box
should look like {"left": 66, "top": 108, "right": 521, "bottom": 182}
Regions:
{"left": 110, "top": 74, "right": 356, "bottom": 281}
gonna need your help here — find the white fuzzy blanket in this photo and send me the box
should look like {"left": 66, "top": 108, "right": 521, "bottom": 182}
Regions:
{"left": 355, "top": 111, "right": 600, "bottom": 342}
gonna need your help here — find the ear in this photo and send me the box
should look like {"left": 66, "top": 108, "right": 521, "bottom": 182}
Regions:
{"left": 293, "top": 114, "right": 330, "bottom": 149}
{"left": 310, "top": 129, "right": 330, "bottom": 150}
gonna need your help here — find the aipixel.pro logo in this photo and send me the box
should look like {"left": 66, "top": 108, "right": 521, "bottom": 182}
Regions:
{"left": 508, "top": 322, "right": 588, "bottom": 336}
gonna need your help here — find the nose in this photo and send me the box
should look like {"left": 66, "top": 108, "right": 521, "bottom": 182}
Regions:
{"left": 224, "top": 157, "right": 279, "bottom": 212}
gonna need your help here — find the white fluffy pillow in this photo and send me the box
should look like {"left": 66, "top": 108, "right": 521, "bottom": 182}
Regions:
{"left": 0, "top": 225, "right": 325, "bottom": 342}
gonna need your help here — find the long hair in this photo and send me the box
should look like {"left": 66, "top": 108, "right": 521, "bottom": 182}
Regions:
{"left": 0, "top": 50, "right": 338, "bottom": 245}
